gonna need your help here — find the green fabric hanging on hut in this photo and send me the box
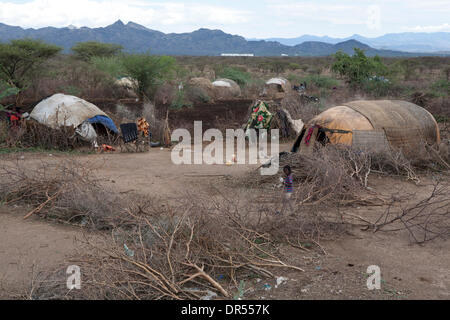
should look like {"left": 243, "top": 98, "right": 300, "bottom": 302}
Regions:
{"left": 246, "top": 101, "right": 273, "bottom": 130}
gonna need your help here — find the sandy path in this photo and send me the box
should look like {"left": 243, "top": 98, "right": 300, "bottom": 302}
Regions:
{"left": 0, "top": 207, "right": 81, "bottom": 299}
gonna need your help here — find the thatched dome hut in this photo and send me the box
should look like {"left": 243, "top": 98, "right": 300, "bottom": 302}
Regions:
{"left": 293, "top": 100, "right": 440, "bottom": 153}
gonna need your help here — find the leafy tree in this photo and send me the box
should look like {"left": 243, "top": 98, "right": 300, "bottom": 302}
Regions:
{"left": 331, "top": 48, "right": 388, "bottom": 87}
{"left": 0, "top": 39, "right": 61, "bottom": 104}
{"left": 72, "top": 41, "right": 123, "bottom": 61}
{"left": 0, "top": 83, "right": 19, "bottom": 111}
{"left": 121, "top": 54, "right": 176, "bottom": 100}
{"left": 91, "top": 56, "right": 126, "bottom": 78}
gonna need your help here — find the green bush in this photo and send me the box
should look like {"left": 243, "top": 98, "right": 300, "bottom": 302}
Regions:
{"left": 91, "top": 56, "right": 126, "bottom": 78}
{"left": 170, "top": 89, "right": 192, "bottom": 109}
{"left": 429, "top": 79, "right": 450, "bottom": 97}
{"left": 121, "top": 54, "right": 176, "bottom": 99}
{"left": 288, "top": 63, "right": 302, "bottom": 71}
{"left": 361, "top": 79, "right": 392, "bottom": 97}
{"left": 0, "top": 84, "right": 19, "bottom": 111}
{"left": 305, "top": 75, "right": 339, "bottom": 89}
{"left": 217, "top": 66, "right": 252, "bottom": 87}
{"left": 331, "top": 48, "right": 388, "bottom": 87}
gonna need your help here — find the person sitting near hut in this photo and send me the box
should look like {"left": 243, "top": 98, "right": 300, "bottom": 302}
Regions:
{"left": 276, "top": 165, "right": 295, "bottom": 215}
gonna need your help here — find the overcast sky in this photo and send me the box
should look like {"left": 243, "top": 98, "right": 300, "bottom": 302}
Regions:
{"left": 0, "top": 0, "right": 449, "bottom": 38}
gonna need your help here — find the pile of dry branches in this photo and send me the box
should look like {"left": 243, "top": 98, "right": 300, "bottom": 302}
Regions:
{"left": 342, "top": 180, "right": 450, "bottom": 244}
{"left": 0, "top": 159, "right": 126, "bottom": 228}
{"left": 247, "top": 145, "right": 372, "bottom": 206}
{"left": 28, "top": 189, "right": 305, "bottom": 300}
{"left": 0, "top": 160, "right": 304, "bottom": 299}
{"left": 0, "top": 120, "right": 85, "bottom": 151}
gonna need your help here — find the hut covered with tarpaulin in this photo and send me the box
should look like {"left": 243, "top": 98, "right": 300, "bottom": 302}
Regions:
{"left": 292, "top": 100, "right": 440, "bottom": 154}
{"left": 30, "top": 93, "right": 118, "bottom": 144}
{"left": 212, "top": 78, "right": 241, "bottom": 98}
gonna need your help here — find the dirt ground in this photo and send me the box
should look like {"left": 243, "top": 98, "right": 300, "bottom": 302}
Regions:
{"left": 0, "top": 144, "right": 449, "bottom": 300}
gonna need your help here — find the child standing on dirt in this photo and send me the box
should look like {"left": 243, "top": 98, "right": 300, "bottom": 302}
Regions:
{"left": 277, "top": 165, "right": 295, "bottom": 215}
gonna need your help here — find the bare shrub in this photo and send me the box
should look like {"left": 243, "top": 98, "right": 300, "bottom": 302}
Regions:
{"left": 278, "top": 93, "right": 322, "bottom": 129}
{"left": 115, "top": 104, "right": 137, "bottom": 122}
{"left": 344, "top": 180, "right": 450, "bottom": 244}
{"left": 154, "top": 84, "right": 176, "bottom": 106}
{"left": 0, "top": 120, "right": 8, "bottom": 145}
{"left": 250, "top": 145, "right": 371, "bottom": 204}
{"left": 0, "top": 159, "right": 126, "bottom": 228}
{"left": 26, "top": 188, "right": 305, "bottom": 300}
{"left": 0, "top": 120, "right": 84, "bottom": 151}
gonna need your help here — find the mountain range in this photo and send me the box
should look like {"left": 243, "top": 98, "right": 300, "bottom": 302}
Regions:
{"left": 0, "top": 20, "right": 448, "bottom": 57}
{"left": 258, "top": 32, "right": 450, "bottom": 53}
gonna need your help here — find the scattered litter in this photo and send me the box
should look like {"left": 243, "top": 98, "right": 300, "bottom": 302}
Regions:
{"left": 275, "top": 276, "right": 288, "bottom": 288}
{"left": 201, "top": 290, "right": 218, "bottom": 300}
{"left": 19, "top": 156, "right": 25, "bottom": 160}
{"left": 301, "top": 288, "right": 308, "bottom": 293}
{"left": 263, "top": 284, "right": 272, "bottom": 291}
{"left": 80, "top": 217, "right": 88, "bottom": 227}
{"left": 48, "top": 154, "right": 53, "bottom": 157}
{"left": 233, "top": 280, "right": 246, "bottom": 300}
{"left": 123, "top": 244, "right": 135, "bottom": 257}
{"left": 315, "top": 266, "right": 322, "bottom": 270}
{"left": 217, "top": 275, "right": 224, "bottom": 280}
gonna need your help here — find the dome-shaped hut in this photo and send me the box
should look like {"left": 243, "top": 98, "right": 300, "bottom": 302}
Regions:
{"left": 292, "top": 100, "right": 440, "bottom": 154}
{"left": 212, "top": 78, "right": 241, "bottom": 98}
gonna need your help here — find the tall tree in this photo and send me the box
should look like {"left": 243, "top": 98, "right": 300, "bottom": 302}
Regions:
{"left": 121, "top": 54, "right": 176, "bottom": 100}
{"left": 72, "top": 41, "right": 123, "bottom": 61}
{"left": 0, "top": 39, "right": 61, "bottom": 105}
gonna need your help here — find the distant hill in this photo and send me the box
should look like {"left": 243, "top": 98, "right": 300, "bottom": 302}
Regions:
{"left": 0, "top": 21, "right": 446, "bottom": 57}
{"left": 261, "top": 32, "right": 450, "bottom": 53}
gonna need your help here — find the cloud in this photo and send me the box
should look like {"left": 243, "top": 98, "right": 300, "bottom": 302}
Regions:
{"left": 0, "top": 0, "right": 250, "bottom": 30}
{"left": 265, "top": 1, "right": 370, "bottom": 26}
{"left": 405, "top": 23, "right": 450, "bottom": 32}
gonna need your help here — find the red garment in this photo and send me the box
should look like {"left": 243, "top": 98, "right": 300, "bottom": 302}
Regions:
{"left": 304, "top": 125, "right": 321, "bottom": 146}
{"left": 101, "top": 144, "right": 116, "bottom": 152}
